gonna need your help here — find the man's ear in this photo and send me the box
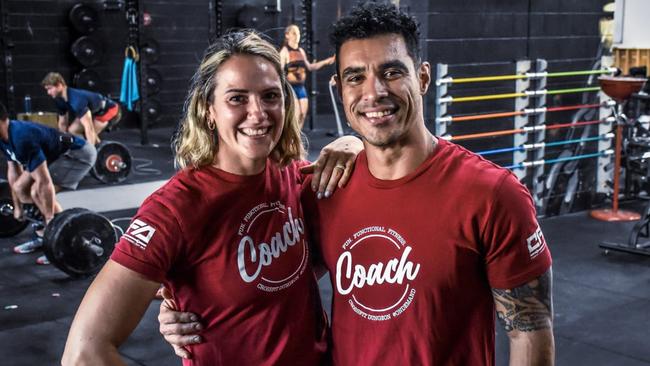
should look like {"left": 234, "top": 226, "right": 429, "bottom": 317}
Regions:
{"left": 333, "top": 74, "right": 342, "bottom": 99}
{"left": 418, "top": 62, "right": 431, "bottom": 94}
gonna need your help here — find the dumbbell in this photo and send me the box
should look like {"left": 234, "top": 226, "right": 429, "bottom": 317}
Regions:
{"left": 0, "top": 204, "right": 117, "bottom": 277}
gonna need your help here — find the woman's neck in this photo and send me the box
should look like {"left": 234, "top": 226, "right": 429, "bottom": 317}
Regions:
{"left": 212, "top": 154, "right": 267, "bottom": 176}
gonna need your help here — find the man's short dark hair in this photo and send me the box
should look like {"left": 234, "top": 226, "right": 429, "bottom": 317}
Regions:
{"left": 329, "top": 2, "right": 421, "bottom": 75}
{"left": 0, "top": 102, "right": 8, "bottom": 121}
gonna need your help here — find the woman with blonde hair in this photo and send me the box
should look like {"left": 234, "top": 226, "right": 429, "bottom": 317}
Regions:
{"left": 62, "top": 30, "right": 361, "bottom": 365}
{"left": 280, "top": 24, "right": 335, "bottom": 129}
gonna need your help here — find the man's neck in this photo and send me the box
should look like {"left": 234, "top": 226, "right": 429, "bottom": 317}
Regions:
{"left": 288, "top": 41, "right": 299, "bottom": 49}
{"left": 61, "top": 87, "right": 68, "bottom": 101}
{"left": 364, "top": 125, "right": 437, "bottom": 181}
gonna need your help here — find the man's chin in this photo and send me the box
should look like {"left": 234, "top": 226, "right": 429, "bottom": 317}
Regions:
{"left": 364, "top": 134, "right": 400, "bottom": 148}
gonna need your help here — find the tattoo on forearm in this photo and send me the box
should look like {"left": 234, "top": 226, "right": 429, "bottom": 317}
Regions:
{"left": 492, "top": 269, "right": 553, "bottom": 332}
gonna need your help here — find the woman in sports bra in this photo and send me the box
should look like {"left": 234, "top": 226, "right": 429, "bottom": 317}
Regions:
{"left": 280, "top": 24, "right": 335, "bottom": 129}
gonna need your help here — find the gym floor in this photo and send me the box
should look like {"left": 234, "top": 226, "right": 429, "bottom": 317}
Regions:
{"left": 0, "top": 125, "right": 648, "bottom": 366}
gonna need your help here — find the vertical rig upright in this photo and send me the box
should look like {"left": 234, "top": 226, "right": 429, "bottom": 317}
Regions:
{"left": 513, "top": 60, "right": 531, "bottom": 181}
{"left": 596, "top": 56, "right": 615, "bottom": 196}
{"left": 301, "top": 0, "right": 315, "bottom": 130}
{"left": 216, "top": 0, "right": 223, "bottom": 37}
{"left": 126, "top": 0, "right": 146, "bottom": 144}
{"left": 434, "top": 63, "right": 449, "bottom": 137}
{"left": 531, "top": 59, "right": 548, "bottom": 210}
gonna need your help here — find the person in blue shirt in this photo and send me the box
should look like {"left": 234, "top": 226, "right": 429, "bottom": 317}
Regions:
{"left": 0, "top": 102, "right": 96, "bottom": 264}
{"left": 42, "top": 72, "right": 120, "bottom": 145}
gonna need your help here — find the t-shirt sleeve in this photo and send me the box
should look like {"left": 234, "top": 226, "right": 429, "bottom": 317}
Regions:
{"left": 110, "top": 196, "right": 185, "bottom": 283}
{"left": 18, "top": 138, "right": 46, "bottom": 172}
{"left": 70, "top": 97, "right": 89, "bottom": 118}
{"left": 481, "top": 172, "right": 552, "bottom": 289}
{"left": 26, "top": 148, "right": 46, "bottom": 172}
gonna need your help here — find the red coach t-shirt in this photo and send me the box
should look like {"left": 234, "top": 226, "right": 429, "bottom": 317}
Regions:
{"left": 111, "top": 160, "right": 327, "bottom": 366}
{"left": 303, "top": 138, "right": 552, "bottom": 366}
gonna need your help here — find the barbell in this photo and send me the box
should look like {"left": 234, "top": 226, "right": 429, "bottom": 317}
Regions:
{"left": 0, "top": 203, "right": 117, "bottom": 278}
{"left": 91, "top": 141, "right": 132, "bottom": 184}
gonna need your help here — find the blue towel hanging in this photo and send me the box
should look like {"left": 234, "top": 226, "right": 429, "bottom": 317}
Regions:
{"left": 120, "top": 46, "right": 140, "bottom": 111}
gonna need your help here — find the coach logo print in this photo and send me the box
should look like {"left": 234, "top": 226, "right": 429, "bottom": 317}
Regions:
{"left": 335, "top": 226, "right": 420, "bottom": 321}
{"left": 526, "top": 225, "right": 546, "bottom": 259}
{"left": 236, "top": 202, "right": 308, "bottom": 292}
{"left": 124, "top": 219, "right": 156, "bottom": 249}
{"left": 336, "top": 246, "right": 419, "bottom": 295}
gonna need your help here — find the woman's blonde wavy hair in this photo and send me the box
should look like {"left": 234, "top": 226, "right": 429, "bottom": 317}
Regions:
{"left": 173, "top": 30, "right": 304, "bottom": 169}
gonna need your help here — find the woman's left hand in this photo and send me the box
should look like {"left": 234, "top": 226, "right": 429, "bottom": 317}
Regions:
{"left": 300, "top": 135, "right": 364, "bottom": 199}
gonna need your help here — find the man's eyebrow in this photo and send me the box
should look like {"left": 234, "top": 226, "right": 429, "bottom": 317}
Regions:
{"left": 342, "top": 66, "right": 365, "bottom": 77}
{"left": 380, "top": 60, "right": 409, "bottom": 72}
{"left": 224, "top": 88, "right": 248, "bottom": 93}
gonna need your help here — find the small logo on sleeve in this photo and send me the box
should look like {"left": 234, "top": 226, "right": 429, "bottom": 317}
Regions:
{"left": 5, "top": 149, "right": 18, "bottom": 163}
{"left": 123, "top": 219, "right": 156, "bottom": 249}
{"left": 526, "top": 226, "right": 546, "bottom": 259}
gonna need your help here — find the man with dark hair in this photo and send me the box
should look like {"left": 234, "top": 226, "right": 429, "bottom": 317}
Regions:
{"left": 0, "top": 102, "right": 96, "bottom": 264}
{"left": 42, "top": 72, "right": 120, "bottom": 145}
{"left": 158, "top": 2, "right": 554, "bottom": 365}
{"left": 312, "top": 3, "right": 553, "bottom": 365}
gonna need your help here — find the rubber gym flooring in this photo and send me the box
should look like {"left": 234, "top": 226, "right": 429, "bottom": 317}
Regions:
{"left": 0, "top": 124, "right": 648, "bottom": 365}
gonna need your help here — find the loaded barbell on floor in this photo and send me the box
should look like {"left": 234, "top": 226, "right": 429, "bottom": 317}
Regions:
{"left": 92, "top": 140, "right": 132, "bottom": 184}
{"left": 0, "top": 204, "right": 117, "bottom": 277}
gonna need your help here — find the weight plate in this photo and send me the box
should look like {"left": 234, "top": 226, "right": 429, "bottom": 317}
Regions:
{"left": 91, "top": 141, "right": 132, "bottom": 184}
{"left": 73, "top": 68, "right": 103, "bottom": 91}
{"left": 43, "top": 208, "right": 117, "bottom": 278}
{"left": 0, "top": 197, "right": 29, "bottom": 237}
{"left": 71, "top": 36, "right": 103, "bottom": 67}
{"left": 69, "top": 3, "right": 99, "bottom": 34}
{"left": 0, "top": 182, "right": 30, "bottom": 237}
{"left": 141, "top": 39, "right": 160, "bottom": 64}
{"left": 144, "top": 98, "right": 161, "bottom": 123}
{"left": 145, "top": 68, "right": 162, "bottom": 95}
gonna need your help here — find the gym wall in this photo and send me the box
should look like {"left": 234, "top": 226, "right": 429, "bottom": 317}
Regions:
{"left": 421, "top": 0, "right": 609, "bottom": 215}
{"left": 1, "top": 0, "right": 608, "bottom": 129}
{"left": 0, "top": 0, "right": 213, "bottom": 128}
{"left": 1, "top": 0, "right": 127, "bottom": 117}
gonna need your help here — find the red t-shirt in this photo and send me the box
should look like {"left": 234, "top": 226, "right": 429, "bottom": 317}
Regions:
{"left": 111, "top": 160, "right": 328, "bottom": 366}
{"left": 303, "top": 139, "right": 552, "bottom": 366}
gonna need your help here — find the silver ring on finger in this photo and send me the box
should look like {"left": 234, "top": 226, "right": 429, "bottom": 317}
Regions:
{"left": 334, "top": 164, "right": 345, "bottom": 171}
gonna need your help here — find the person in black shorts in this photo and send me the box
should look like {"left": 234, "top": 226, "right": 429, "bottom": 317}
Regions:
{"left": 42, "top": 72, "right": 120, "bottom": 145}
{"left": 0, "top": 102, "right": 96, "bottom": 264}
